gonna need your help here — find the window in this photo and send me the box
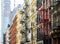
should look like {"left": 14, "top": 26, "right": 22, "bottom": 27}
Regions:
{"left": 31, "top": 8, "right": 34, "bottom": 12}
{"left": 20, "top": 20, "right": 25, "bottom": 24}
{"left": 37, "top": 28, "right": 44, "bottom": 41}
{"left": 20, "top": 11, "right": 25, "bottom": 14}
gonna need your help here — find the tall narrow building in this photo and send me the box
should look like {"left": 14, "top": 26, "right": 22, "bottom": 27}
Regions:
{"left": 3, "top": 34, "right": 6, "bottom": 44}
{"left": 1, "top": 0, "right": 11, "bottom": 33}
{"left": 37, "top": 0, "right": 51, "bottom": 44}
{"left": 1, "top": 0, "right": 11, "bottom": 44}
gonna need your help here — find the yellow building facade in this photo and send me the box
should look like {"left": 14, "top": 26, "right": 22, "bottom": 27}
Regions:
{"left": 10, "top": 0, "right": 37, "bottom": 44}
{"left": 11, "top": 0, "right": 37, "bottom": 44}
{"left": 23, "top": 0, "right": 37, "bottom": 44}
{"left": 12, "top": 8, "right": 24, "bottom": 44}
{"left": 16, "top": 9, "right": 23, "bottom": 44}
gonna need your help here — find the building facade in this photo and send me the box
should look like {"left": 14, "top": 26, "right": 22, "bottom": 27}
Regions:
{"left": 3, "top": 34, "right": 6, "bottom": 44}
{"left": 20, "top": 0, "right": 37, "bottom": 44}
{"left": 16, "top": 8, "right": 23, "bottom": 44}
{"left": 5, "top": 29, "right": 10, "bottom": 44}
{"left": 3, "top": 24, "right": 10, "bottom": 44}
{"left": 50, "top": 0, "right": 60, "bottom": 44}
{"left": 30, "top": 0, "right": 37, "bottom": 44}
{"left": 10, "top": 8, "right": 24, "bottom": 44}
{"left": 10, "top": 15, "right": 17, "bottom": 44}
{"left": 37, "top": 0, "right": 51, "bottom": 44}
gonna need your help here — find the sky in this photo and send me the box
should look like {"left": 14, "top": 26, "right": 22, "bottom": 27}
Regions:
{"left": 0, "top": 0, "right": 1, "bottom": 30}
{"left": 10, "top": 0, "right": 24, "bottom": 11}
{"left": 0, "top": 0, "right": 1, "bottom": 43}
{"left": 0, "top": 0, "right": 24, "bottom": 44}
{"left": 0, "top": 0, "right": 24, "bottom": 30}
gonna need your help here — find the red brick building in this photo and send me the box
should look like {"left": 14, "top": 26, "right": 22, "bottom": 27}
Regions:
{"left": 37, "top": 0, "right": 51, "bottom": 35}
{"left": 10, "top": 15, "right": 17, "bottom": 44}
{"left": 37, "top": 0, "right": 51, "bottom": 44}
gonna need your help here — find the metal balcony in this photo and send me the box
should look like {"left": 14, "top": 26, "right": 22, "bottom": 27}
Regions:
{"left": 26, "top": 38, "right": 30, "bottom": 42}
{"left": 20, "top": 20, "right": 25, "bottom": 24}
{"left": 20, "top": 40, "right": 25, "bottom": 44}
{"left": 50, "top": 0, "right": 60, "bottom": 9}
{"left": 53, "top": 26, "right": 60, "bottom": 35}
{"left": 20, "top": 11, "right": 25, "bottom": 14}
{"left": 20, "top": 29, "right": 26, "bottom": 34}
{"left": 58, "top": 21, "right": 60, "bottom": 26}
{"left": 53, "top": 21, "right": 60, "bottom": 29}
{"left": 26, "top": 15, "right": 29, "bottom": 18}
{"left": 52, "top": 10, "right": 57, "bottom": 16}
{"left": 51, "top": 8, "right": 60, "bottom": 16}
{"left": 53, "top": 0, "right": 60, "bottom": 6}
{"left": 25, "top": 4, "right": 29, "bottom": 7}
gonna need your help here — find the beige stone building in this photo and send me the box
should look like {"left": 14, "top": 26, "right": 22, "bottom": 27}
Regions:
{"left": 5, "top": 29, "right": 10, "bottom": 44}
{"left": 21, "top": 0, "right": 37, "bottom": 44}
{"left": 10, "top": 8, "right": 24, "bottom": 44}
